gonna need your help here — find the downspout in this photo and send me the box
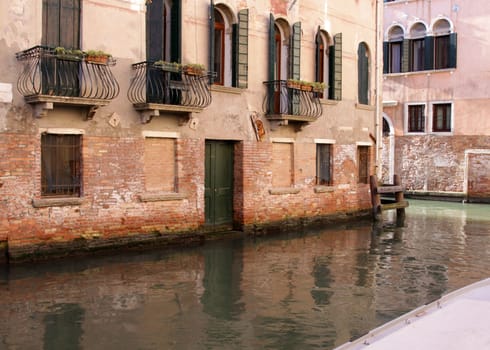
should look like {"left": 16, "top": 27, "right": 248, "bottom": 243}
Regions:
{"left": 375, "top": 0, "right": 383, "bottom": 179}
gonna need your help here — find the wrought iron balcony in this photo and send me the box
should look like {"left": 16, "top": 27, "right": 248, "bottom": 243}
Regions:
{"left": 263, "top": 80, "right": 323, "bottom": 124}
{"left": 16, "top": 46, "right": 120, "bottom": 119}
{"left": 128, "top": 61, "right": 213, "bottom": 123}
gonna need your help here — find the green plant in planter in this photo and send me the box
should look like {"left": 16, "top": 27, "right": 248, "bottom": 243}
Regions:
{"left": 312, "top": 81, "right": 327, "bottom": 92}
{"left": 182, "top": 63, "right": 206, "bottom": 75}
{"left": 154, "top": 60, "right": 182, "bottom": 72}
{"left": 85, "top": 50, "right": 112, "bottom": 64}
{"left": 53, "top": 47, "right": 84, "bottom": 60}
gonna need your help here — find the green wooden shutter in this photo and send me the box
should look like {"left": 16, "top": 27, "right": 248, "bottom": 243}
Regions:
{"left": 401, "top": 39, "right": 410, "bottom": 73}
{"left": 315, "top": 29, "right": 321, "bottom": 81}
{"left": 424, "top": 36, "right": 434, "bottom": 70}
{"left": 448, "top": 32, "right": 457, "bottom": 68}
{"left": 170, "top": 0, "right": 182, "bottom": 63}
{"left": 331, "top": 33, "right": 342, "bottom": 101}
{"left": 268, "top": 13, "right": 276, "bottom": 82}
{"left": 383, "top": 41, "right": 389, "bottom": 74}
{"left": 290, "top": 22, "right": 301, "bottom": 80}
{"left": 209, "top": 0, "right": 215, "bottom": 84}
{"left": 43, "top": 0, "right": 80, "bottom": 48}
{"left": 358, "top": 43, "right": 368, "bottom": 105}
{"left": 232, "top": 9, "right": 248, "bottom": 88}
{"left": 147, "top": 0, "right": 164, "bottom": 61}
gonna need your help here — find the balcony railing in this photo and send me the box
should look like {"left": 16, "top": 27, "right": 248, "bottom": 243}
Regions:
{"left": 16, "top": 46, "right": 120, "bottom": 102}
{"left": 263, "top": 80, "right": 322, "bottom": 123}
{"left": 128, "top": 61, "right": 212, "bottom": 113}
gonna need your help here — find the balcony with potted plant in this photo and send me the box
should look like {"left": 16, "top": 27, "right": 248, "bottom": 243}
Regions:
{"left": 263, "top": 79, "right": 323, "bottom": 125}
{"left": 15, "top": 46, "right": 120, "bottom": 120}
{"left": 128, "top": 61, "right": 213, "bottom": 124}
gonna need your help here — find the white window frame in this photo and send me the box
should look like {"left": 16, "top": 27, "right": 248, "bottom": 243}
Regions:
{"left": 429, "top": 101, "right": 454, "bottom": 135}
{"left": 404, "top": 102, "right": 427, "bottom": 135}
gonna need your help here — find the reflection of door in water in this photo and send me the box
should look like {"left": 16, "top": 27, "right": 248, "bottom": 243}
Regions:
{"left": 205, "top": 141, "right": 234, "bottom": 226}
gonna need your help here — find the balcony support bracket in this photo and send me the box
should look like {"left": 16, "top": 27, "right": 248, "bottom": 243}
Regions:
{"left": 33, "top": 102, "right": 54, "bottom": 118}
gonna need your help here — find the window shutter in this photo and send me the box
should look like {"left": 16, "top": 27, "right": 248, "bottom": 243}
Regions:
{"left": 60, "top": 0, "right": 80, "bottom": 48}
{"left": 42, "top": 0, "right": 60, "bottom": 46}
{"left": 147, "top": 0, "right": 164, "bottom": 61}
{"left": 331, "top": 33, "right": 342, "bottom": 101}
{"left": 232, "top": 9, "right": 248, "bottom": 88}
{"left": 358, "top": 43, "right": 369, "bottom": 105}
{"left": 315, "top": 29, "right": 322, "bottom": 81}
{"left": 424, "top": 36, "right": 434, "bottom": 70}
{"left": 209, "top": 1, "right": 215, "bottom": 84}
{"left": 290, "top": 22, "right": 301, "bottom": 80}
{"left": 170, "top": 0, "right": 182, "bottom": 63}
{"left": 401, "top": 39, "right": 410, "bottom": 73}
{"left": 448, "top": 32, "right": 457, "bottom": 68}
{"left": 383, "top": 41, "right": 389, "bottom": 74}
{"left": 268, "top": 13, "right": 276, "bottom": 82}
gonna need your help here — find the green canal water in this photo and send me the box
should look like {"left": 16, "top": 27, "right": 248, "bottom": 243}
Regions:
{"left": 0, "top": 200, "right": 489, "bottom": 349}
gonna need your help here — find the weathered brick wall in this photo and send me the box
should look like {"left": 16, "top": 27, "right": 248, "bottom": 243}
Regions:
{"left": 468, "top": 153, "right": 490, "bottom": 202}
{"left": 394, "top": 135, "right": 490, "bottom": 194}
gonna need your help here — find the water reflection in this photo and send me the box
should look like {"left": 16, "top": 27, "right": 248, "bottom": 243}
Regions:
{"left": 0, "top": 200, "right": 488, "bottom": 349}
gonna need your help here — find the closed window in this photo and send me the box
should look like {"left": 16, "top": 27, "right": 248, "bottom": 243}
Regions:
{"left": 272, "top": 142, "right": 293, "bottom": 187}
{"left": 358, "top": 146, "right": 369, "bottom": 184}
{"left": 357, "top": 42, "right": 370, "bottom": 105}
{"left": 411, "top": 38, "right": 425, "bottom": 71}
{"left": 432, "top": 103, "right": 452, "bottom": 132}
{"left": 434, "top": 34, "right": 450, "bottom": 69}
{"left": 213, "top": 9, "right": 225, "bottom": 85}
{"left": 408, "top": 104, "right": 425, "bottom": 133}
{"left": 316, "top": 144, "right": 332, "bottom": 185}
{"left": 389, "top": 41, "right": 402, "bottom": 73}
{"left": 432, "top": 19, "right": 457, "bottom": 70}
{"left": 144, "top": 137, "right": 176, "bottom": 192}
{"left": 41, "top": 134, "right": 82, "bottom": 197}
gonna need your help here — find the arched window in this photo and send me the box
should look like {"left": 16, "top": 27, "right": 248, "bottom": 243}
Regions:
{"left": 433, "top": 19, "right": 456, "bottom": 69}
{"left": 209, "top": 4, "right": 248, "bottom": 88}
{"left": 315, "top": 30, "right": 332, "bottom": 98}
{"left": 358, "top": 42, "right": 370, "bottom": 105}
{"left": 410, "top": 23, "right": 426, "bottom": 71}
{"left": 387, "top": 25, "right": 403, "bottom": 73}
{"left": 213, "top": 9, "right": 225, "bottom": 85}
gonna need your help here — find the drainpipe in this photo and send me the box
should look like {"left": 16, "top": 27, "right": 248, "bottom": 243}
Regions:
{"left": 375, "top": 0, "right": 383, "bottom": 179}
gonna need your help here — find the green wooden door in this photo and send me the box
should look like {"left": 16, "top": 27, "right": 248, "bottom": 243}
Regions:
{"left": 205, "top": 141, "right": 234, "bottom": 226}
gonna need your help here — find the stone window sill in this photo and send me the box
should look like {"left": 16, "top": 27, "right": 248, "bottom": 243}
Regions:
{"left": 32, "top": 197, "right": 83, "bottom": 208}
{"left": 139, "top": 192, "right": 187, "bottom": 202}
{"left": 313, "top": 185, "right": 335, "bottom": 193}
{"left": 268, "top": 187, "right": 301, "bottom": 195}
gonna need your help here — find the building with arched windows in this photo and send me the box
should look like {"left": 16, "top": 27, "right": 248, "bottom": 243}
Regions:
{"left": 0, "top": 0, "right": 382, "bottom": 261}
{"left": 382, "top": 0, "right": 490, "bottom": 202}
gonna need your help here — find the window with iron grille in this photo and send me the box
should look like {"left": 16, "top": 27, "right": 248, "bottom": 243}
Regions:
{"left": 41, "top": 134, "right": 81, "bottom": 197}
{"left": 358, "top": 146, "right": 369, "bottom": 184}
{"left": 316, "top": 144, "right": 332, "bottom": 186}
{"left": 408, "top": 104, "right": 425, "bottom": 133}
{"left": 432, "top": 103, "right": 452, "bottom": 132}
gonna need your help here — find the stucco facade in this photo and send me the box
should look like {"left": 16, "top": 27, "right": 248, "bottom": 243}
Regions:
{"left": 0, "top": 0, "right": 381, "bottom": 261}
{"left": 382, "top": 0, "right": 490, "bottom": 201}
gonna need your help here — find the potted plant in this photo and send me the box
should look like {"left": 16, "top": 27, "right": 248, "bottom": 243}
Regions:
{"left": 53, "top": 47, "right": 84, "bottom": 61}
{"left": 182, "top": 63, "right": 205, "bottom": 76}
{"left": 300, "top": 80, "right": 313, "bottom": 92}
{"left": 287, "top": 79, "right": 301, "bottom": 89}
{"left": 154, "top": 60, "right": 181, "bottom": 72}
{"left": 312, "top": 81, "right": 327, "bottom": 92}
{"left": 85, "top": 50, "right": 112, "bottom": 64}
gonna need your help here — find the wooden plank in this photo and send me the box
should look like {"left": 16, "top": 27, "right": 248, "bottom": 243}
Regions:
{"left": 381, "top": 201, "right": 409, "bottom": 211}
{"left": 376, "top": 185, "right": 404, "bottom": 194}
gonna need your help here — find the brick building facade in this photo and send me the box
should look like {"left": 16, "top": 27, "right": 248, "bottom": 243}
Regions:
{"left": 382, "top": 0, "right": 490, "bottom": 202}
{"left": 0, "top": 0, "right": 381, "bottom": 261}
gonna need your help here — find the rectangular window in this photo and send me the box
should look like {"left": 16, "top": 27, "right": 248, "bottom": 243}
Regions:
{"left": 432, "top": 103, "right": 452, "bottom": 132}
{"left": 434, "top": 35, "right": 449, "bottom": 69}
{"left": 272, "top": 142, "right": 293, "bottom": 187}
{"left": 41, "top": 134, "right": 81, "bottom": 197}
{"left": 389, "top": 41, "right": 402, "bottom": 73}
{"left": 144, "top": 137, "right": 176, "bottom": 192}
{"left": 316, "top": 144, "right": 332, "bottom": 185}
{"left": 411, "top": 38, "right": 425, "bottom": 71}
{"left": 358, "top": 146, "right": 369, "bottom": 184}
{"left": 408, "top": 104, "right": 425, "bottom": 133}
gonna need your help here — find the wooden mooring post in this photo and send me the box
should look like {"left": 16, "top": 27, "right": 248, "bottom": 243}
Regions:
{"left": 370, "top": 174, "right": 409, "bottom": 225}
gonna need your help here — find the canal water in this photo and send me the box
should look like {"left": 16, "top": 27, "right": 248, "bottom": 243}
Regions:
{"left": 0, "top": 200, "right": 489, "bottom": 349}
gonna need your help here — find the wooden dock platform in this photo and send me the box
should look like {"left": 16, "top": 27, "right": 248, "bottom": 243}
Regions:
{"left": 370, "top": 174, "right": 408, "bottom": 224}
